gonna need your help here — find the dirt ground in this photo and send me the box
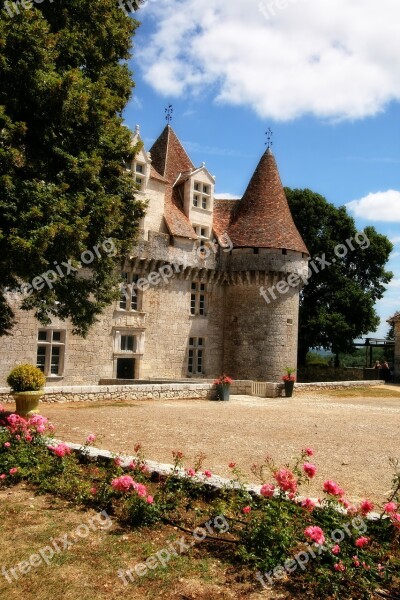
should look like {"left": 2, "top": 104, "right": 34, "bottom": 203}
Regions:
{"left": 9, "top": 386, "right": 400, "bottom": 505}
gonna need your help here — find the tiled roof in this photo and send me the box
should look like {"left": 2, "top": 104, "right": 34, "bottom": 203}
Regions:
{"left": 227, "top": 148, "right": 309, "bottom": 254}
{"left": 150, "top": 125, "right": 194, "bottom": 183}
{"left": 388, "top": 312, "right": 400, "bottom": 323}
{"left": 150, "top": 126, "right": 197, "bottom": 239}
{"left": 213, "top": 199, "right": 240, "bottom": 240}
{"left": 150, "top": 165, "right": 169, "bottom": 183}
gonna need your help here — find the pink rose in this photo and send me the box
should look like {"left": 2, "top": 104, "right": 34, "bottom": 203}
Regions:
{"left": 9, "top": 467, "right": 18, "bottom": 475}
{"left": 49, "top": 443, "right": 71, "bottom": 458}
{"left": 111, "top": 475, "right": 135, "bottom": 492}
{"left": 273, "top": 468, "right": 297, "bottom": 494}
{"left": 242, "top": 506, "right": 251, "bottom": 514}
{"left": 303, "top": 463, "right": 317, "bottom": 479}
{"left": 203, "top": 470, "right": 212, "bottom": 478}
{"left": 384, "top": 502, "right": 397, "bottom": 514}
{"left": 4, "top": 442, "right": 10, "bottom": 448}
{"left": 352, "top": 556, "right": 360, "bottom": 567}
{"left": 304, "top": 447, "right": 314, "bottom": 456}
{"left": 86, "top": 434, "right": 96, "bottom": 445}
{"left": 146, "top": 495, "right": 154, "bottom": 504}
{"left": 333, "top": 562, "right": 346, "bottom": 572}
{"left": 260, "top": 483, "right": 275, "bottom": 498}
{"left": 304, "top": 526, "right": 325, "bottom": 546}
{"left": 301, "top": 498, "right": 316, "bottom": 511}
{"left": 331, "top": 545, "right": 340, "bottom": 555}
{"left": 90, "top": 487, "right": 97, "bottom": 495}
{"left": 134, "top": 483, "right": 147, "bottom": 498}
{"left": 186, "top": 468, "right": 196, "bottom": 477}
{"left": 355, "top": 537, "right": 370, "bottom": 548}
{"left": 359, "top": 500, "right": 374, "bottom": 515}
{"left": 114, "top": 457, "right": 122, "bottom": 467}
{"left": 390, "top": 513, "right": 400, "bottom": 528}
{"left": 323, "top": 480, "right": 345, "bottom": 497}
{"left": 229, "top": 462, "right": 236, "bottom": 468}
{"left": 0, "top": 474, "right": 6, "bottom": 480}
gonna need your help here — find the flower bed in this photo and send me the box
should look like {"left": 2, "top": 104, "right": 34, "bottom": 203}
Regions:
{"left": 1, "top": 403, "right": 399, "bottom": 599}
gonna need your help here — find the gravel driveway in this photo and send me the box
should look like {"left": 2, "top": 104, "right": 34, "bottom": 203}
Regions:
{"left": 29, "top": 389, "right": 400, "bottom": 504}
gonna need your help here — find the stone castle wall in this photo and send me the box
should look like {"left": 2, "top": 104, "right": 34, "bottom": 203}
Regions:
{"left": 223, "top": 280, "right": 300, "bottom": 381}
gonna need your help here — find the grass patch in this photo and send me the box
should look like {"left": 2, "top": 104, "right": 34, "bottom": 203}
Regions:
{"left": 328, "top": 386, "right": 400, "bottom": 398}
{"left": 0, "top": 485, "right": 265, "bottom": 600}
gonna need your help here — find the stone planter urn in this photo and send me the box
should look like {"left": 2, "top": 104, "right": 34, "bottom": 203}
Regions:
{"left": 12, "top": 390, "right": 44, "bottom": 417}
{"left": 7, "top": 364, "right": 46, "bottom": 418}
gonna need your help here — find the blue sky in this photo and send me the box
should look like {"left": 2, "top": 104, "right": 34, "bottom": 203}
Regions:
{"left": 123, "top": 0, "right": 400, "bottom": 338}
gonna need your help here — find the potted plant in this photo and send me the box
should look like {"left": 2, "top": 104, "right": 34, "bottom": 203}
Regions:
{"left": 213, "top": 374, "right": 233, "bottom": 401}
{"left": 7, "top": 364, "right": 46, "bottom": 417}
{"left": 282, "top": 367, "right": 296, "bottom": 397}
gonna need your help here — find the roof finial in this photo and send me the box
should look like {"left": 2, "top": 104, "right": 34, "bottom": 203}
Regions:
{"left": 165, "top": 104, "right": 173, "bottom": 125}
{"left": 265, "top": 127, "right": 273, "bottom": 150}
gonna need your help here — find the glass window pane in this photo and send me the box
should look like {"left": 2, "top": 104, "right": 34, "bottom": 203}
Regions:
{"left": 36, "top": 347, "right": 46, "bottom": 372}
{"left": 121, "top": 335, "right": 135, "bottom": 352}
{"left": 50, "top": 347, "right": 60, "bottom": 375}
{"left": 38, "top": 331, "right": 47, "bottom": 341}
{"left": 52, "top": 331, "right": 61, "bottom": 342}
{"left": 199, "top": 296, "right": 205, "bottom": 315}
{"left": 131, "top": 293, "right": 138, "bottom": 311}
{"left": 190, "top": 295, "right": 196, "bottom": 315}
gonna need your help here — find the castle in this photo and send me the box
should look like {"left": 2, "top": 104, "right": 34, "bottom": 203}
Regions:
{"left": 0, "top": 124, "right": 309, "bottom": 387}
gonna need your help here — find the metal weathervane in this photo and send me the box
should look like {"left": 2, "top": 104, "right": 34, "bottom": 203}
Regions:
{"left": 165, "top": 104, "right": 173, "bottom": 124}
{"left": 265, "top": 128, "right": 273, "bottom": 149}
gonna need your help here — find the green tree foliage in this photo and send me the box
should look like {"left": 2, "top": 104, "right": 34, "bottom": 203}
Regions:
{"left": 0, "top": 0, "right": 145, "bottom": 336}
{"left": 285, "top": 189, "right": 393, "bottom": 365}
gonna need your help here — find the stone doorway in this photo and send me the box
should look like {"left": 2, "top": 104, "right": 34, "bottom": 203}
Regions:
{"left": 116, "top": 358, "right": 135, "bottom": 380}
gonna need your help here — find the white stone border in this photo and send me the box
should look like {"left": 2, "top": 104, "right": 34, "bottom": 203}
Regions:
{"left": 56, "top": 440, "right": 383, "bottom": 521}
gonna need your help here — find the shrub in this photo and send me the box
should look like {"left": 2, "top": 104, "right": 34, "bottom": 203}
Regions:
{"left": 7, "top": 364, "right": 46, "bottom": 391}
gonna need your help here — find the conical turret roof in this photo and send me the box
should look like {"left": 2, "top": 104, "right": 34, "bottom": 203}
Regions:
{"left": 150, "top": 125, "right": 194, "bottom": 183}
{"left": 228, "top": 148, "right": 308, "bottom": 254}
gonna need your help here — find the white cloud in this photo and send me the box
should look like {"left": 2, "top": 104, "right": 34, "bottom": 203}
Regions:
{"left": 214, "top": 193, "right": 242, "bottom": 200}
{"left": 137, "top": 0, "right": 400, "bottom": 121}
{"left": 346, "top": 190, "right": 400, "bottom": 222}
{"left": 386, "top": 278, "right": 400, "bottom": 289}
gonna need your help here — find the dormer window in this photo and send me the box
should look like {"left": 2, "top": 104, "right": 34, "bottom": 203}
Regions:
{"left": 194, "top": 225, "right": 209, "bottom": 240}
{"left": 134, "top": 162, "right": 146, "bottom": 190}
{"left": 193, "top": 181, "right": 211, "bottom": 210}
